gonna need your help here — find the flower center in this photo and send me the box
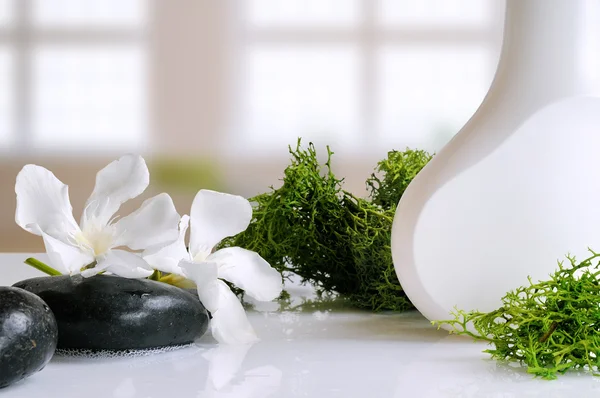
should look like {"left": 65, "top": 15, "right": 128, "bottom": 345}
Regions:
{"left": 193, "top": 249, "right": 211, "bottom": 263}
{"left": 76, "top": 222, "right": 116, "bottom": 257}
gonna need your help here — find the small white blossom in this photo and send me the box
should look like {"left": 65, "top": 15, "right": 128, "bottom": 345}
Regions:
{"left": 15, "top": 154, "right": 180, "bottom": 278}
{"left": 144, "top": 189, "right": 282, "bottom": 345}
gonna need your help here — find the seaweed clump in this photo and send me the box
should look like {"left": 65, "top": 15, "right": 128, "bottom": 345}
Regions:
{"left": 434, "top": 251, "right": 600, "bottom": 379}
{"left": 222, "top": 139, "right": 432, "bottom": 311}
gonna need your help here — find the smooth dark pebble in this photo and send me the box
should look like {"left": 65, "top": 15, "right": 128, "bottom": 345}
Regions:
{"left": 0, "top": 286, "right": 58, "bottom": 389}
{"left": 14, "top": 275, "right": 209, "bottom": 351}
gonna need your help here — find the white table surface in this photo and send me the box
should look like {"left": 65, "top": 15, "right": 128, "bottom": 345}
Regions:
{"left": 2, "top": 254, "right": 600, "bottom": 398}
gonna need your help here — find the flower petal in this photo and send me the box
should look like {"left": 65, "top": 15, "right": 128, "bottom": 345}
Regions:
{"left": 189, "top": 190, "right": 252, "bottom": 260}
{"left": 210, "top": 280, "right": 259, "bottom": 345}
{"left": 113, "top": 193, "right": 180, "bottom": 251}
{"left": 96, "top": 249, "right": 154, "bottom": 278}
{"left": 182, "top": 259, "right": 259, "bottom": 344}
{"left": 208, "top": 247, "right": 282, "bottom": 302}
{"left": 180, "top": 259, "right": 220, "bottom": 312}
{"left": 15, "top": 164, "right": 80, "bottom": 243}
{"left": 82, "top": 154, "right": 149, "bottom": 227}
{"left": 143, "top": 215, "right": 190, "bottom": 275}
{"left": 38, "top": 228, "right": 94, "bottom": 275}
{"left": 80, "top": 261, "right": 111, "bottom": 278}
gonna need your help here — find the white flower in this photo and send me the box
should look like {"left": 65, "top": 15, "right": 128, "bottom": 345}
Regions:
{"left": 143, "top": 189, "right": 282, "bottom": 345}
{"left": 15, "top": 154, "right": 181, "bottom": 278}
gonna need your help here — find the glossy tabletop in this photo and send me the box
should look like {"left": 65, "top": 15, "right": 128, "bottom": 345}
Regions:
{"left": 2, "top": 254, "right": 600, "bottom": 398}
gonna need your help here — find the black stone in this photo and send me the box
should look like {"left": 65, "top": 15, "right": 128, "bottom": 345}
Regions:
{"left": 0, "top": 286, "right": 58, "bottom": 389}
{"left": 13, "top": 275, "right": 209, "bottom": 351}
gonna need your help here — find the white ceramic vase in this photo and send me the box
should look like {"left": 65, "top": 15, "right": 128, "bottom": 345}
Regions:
{"left": 391, "top": 0, "right": 600, "bottom": 324}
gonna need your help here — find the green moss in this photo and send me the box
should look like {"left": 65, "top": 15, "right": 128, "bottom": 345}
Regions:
{"left": 223, "top": 140, "right": 359, "bottom": 294}
{"left": 366, "top": 148, "right": 433, "bottom": 209}
{"left": 222, "top": 139, "right": 432, "bottom": 312}
{"left": 434, "top": 250, "right": 600, "bottom": 379}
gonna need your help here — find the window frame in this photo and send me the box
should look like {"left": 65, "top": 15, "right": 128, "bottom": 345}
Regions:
{"left": 0, "top": 0, "right": 149, "bottom": 155}
{"left": 230, "top": 0, "right": 505, "bottom": 156}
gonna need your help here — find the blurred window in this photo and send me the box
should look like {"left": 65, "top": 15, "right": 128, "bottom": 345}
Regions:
{"left": 32, "top": 0, "right": 146, "bottom": 28}
{"left": 0, "top": 0, "right": 147, "bottom": 153}
{"left": 238, "top": 0, "right": 504, "bottom": 154}
{"left": 0, "top": 47, "right": 11, "bottom": 146}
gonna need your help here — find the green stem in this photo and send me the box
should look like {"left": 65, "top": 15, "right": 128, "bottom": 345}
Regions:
{"left": 24, "top": 257, "right": 62, "bottom": 276}
{"left": 539, "top": 321, "right": 558, "bottom": 343}
{"left": 148, "top": 269, "right": 162, "bottom": 281}
{"left": 159, "top": 274, "right": 196, "bottom": 289}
